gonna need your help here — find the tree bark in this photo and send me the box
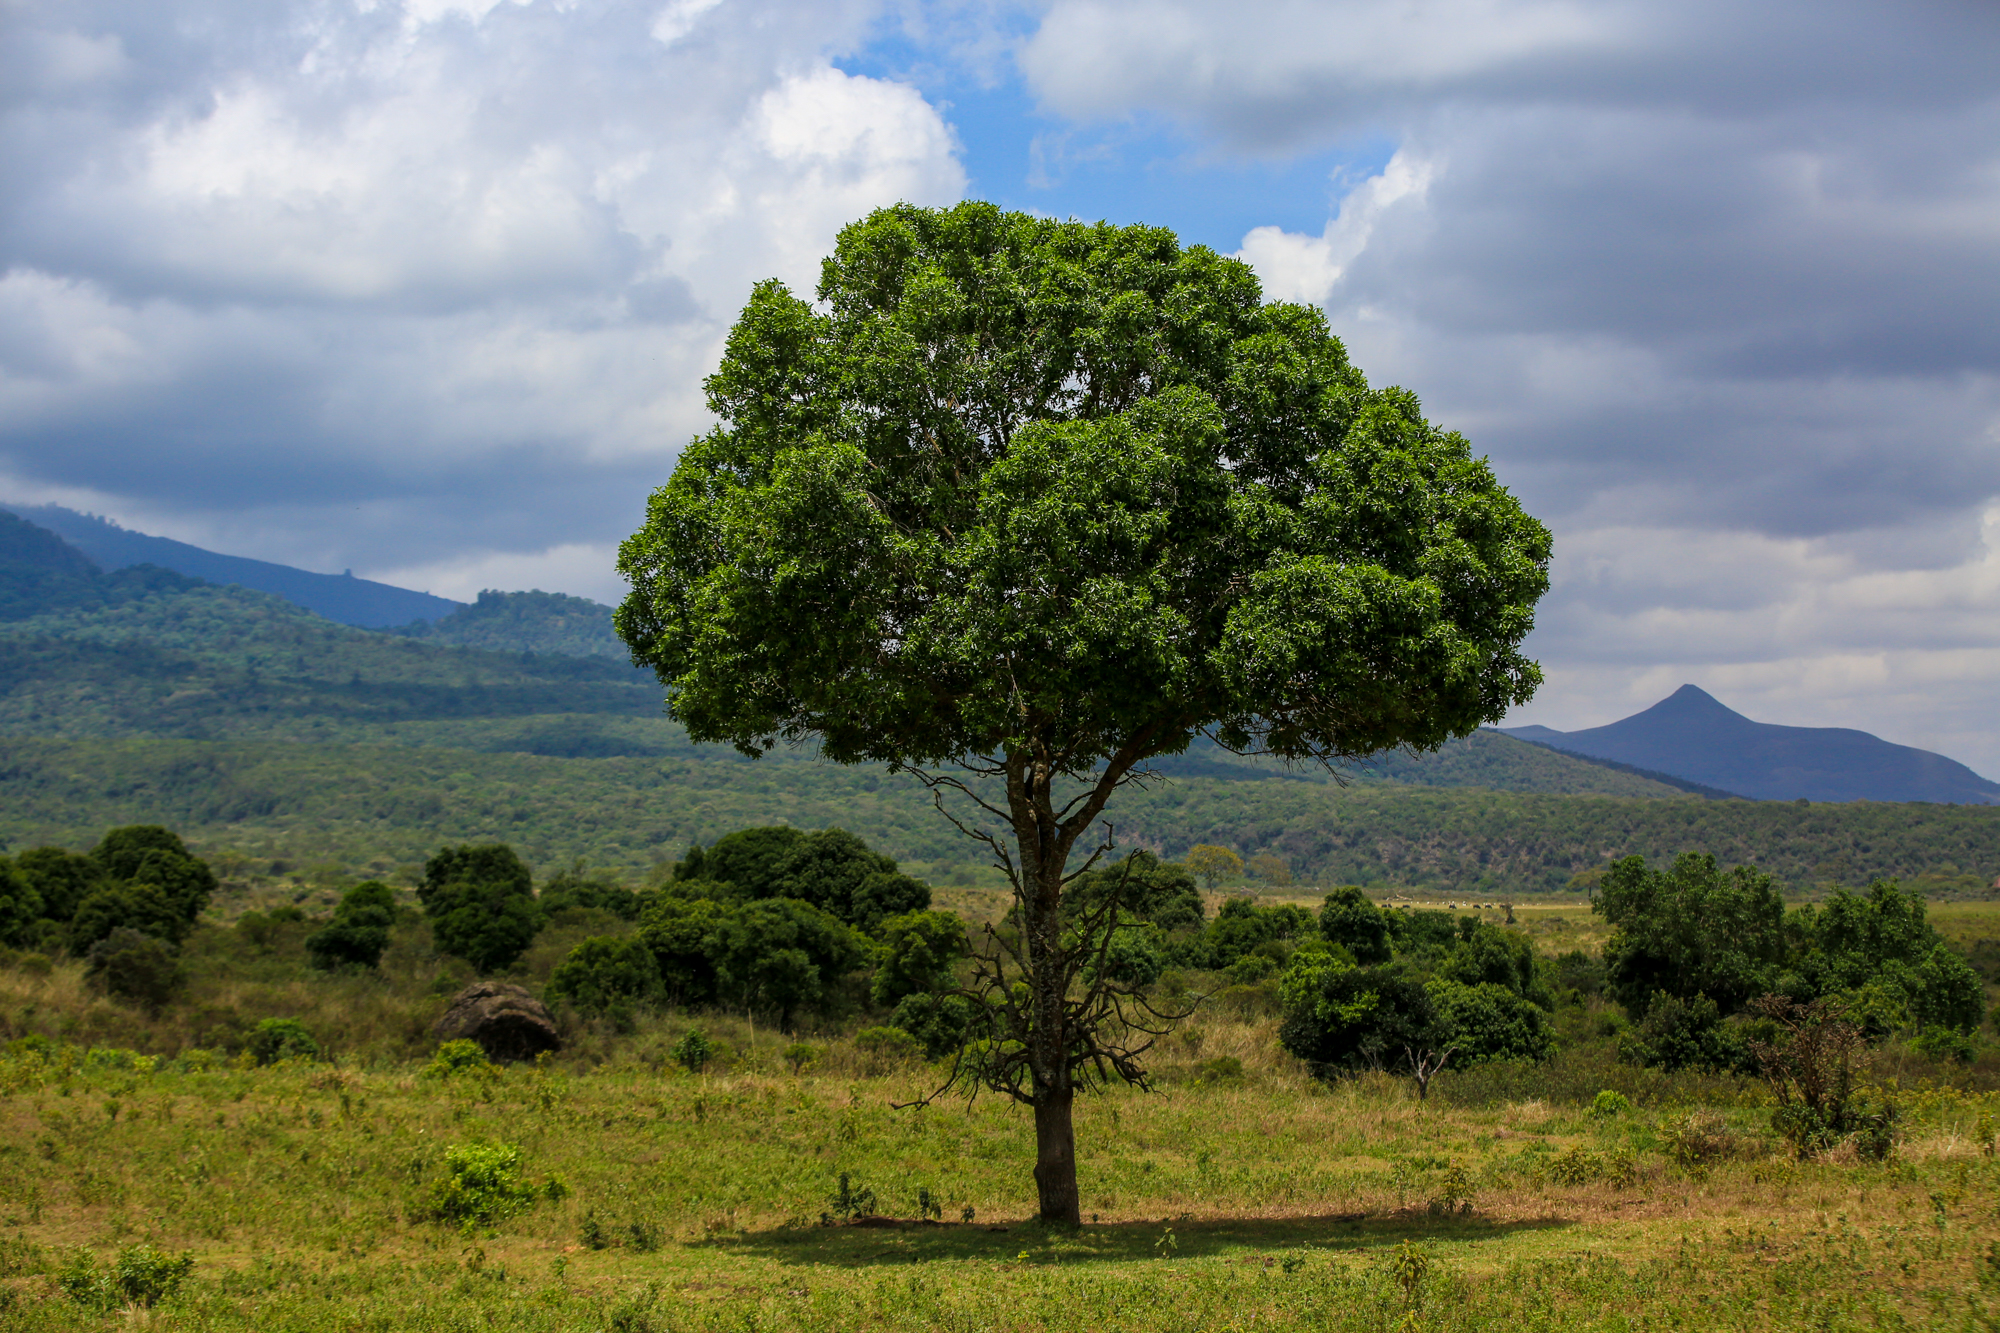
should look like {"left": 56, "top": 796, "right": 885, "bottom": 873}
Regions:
{"left": 1032, "top": 1088, "right": 1081, "bottom": 1225}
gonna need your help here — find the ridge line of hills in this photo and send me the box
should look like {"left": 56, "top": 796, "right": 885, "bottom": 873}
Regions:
{"left": 3, "top": 504, "right": 1997, "bottom": 896}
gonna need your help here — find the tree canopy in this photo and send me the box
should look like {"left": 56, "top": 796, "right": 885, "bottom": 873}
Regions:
{"left": 617, "top": 201, "right": 1551, "bottom": 1224}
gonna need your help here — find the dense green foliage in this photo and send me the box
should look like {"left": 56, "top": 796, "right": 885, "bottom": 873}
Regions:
{"left": 304, "top": 881, "right": 397, "bottom": 971}
{"left": 1279, "top": 900, "right": 1560, "bottom": 1089}
{"left": 6, "top": 734, "right": 1997, "bottom": 894}
{"left": 420, "top": 844, "right": 543, "bottom": 973}
{"left": 546, "top": 935, "right": 664, "bottom": 1020}
{"left": 871, "top": 910, "right": 970, "bottom": 1008}
{"left": 1596, "top": 853, "right": 1788, "bottom": 1015}
{"left": 1595, "top": 855, "right": 1989, "bottom": 1071}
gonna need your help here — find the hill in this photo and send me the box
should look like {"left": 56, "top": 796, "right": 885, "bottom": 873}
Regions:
{"left": 6, "top": 529, "right": 1997, "bottom": 896}
{"left": 3, "top": 734, "right": 1995, "bottom": 897}
{"left": 1503, "top": 684, "right": 2000, "bottom": 804}
{"left": 2, "top": 503, "right": 462, "bottom": 628}
{"left": 0, "top": 541, "right": 1702, "bottom": 798}
{"left": 388, "top": 588, "right": 626, "bottom": 658}
{"left": 0, "top": 552, "right": 657, "bottom": 743}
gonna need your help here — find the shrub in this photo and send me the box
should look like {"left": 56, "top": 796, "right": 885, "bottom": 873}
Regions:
{"left": 890, "top": 991, "right": 988, "bottom": 1060}
{"left": 1747, "top": 995, "right": 1881, "bottom": 1159}
{"left": 90, "top": 827, "right": 217, "bottom": 934}
{"left": 1659, "top": 1108, "right": 1740, "bottom": 1173}
{"left": 67, "top": 883, "right": 189, "bottom": 952}
{"left": 305, "top": 881, "right": 397, "bottom": 971}
{"left": 870, "top": 910, "right": 969, "bottom": 1007}
{"left": 825, "top": 1172, "right": 877, "bottom": 1221}
{"left": 420, "top": 844, "right": 543, "bottom": 973}
{"left": 1590, "top": 1089, "right": 1633, "bottom": 1119}
{"left": 246, "top": 1018, "right": 320, "bottom": 1065}
{"left": 82, "top": 929, "right": 184, "bottom": 1011}
{"left": 853, "top": 1025, "right": 923, "bottom": 1066}
{"left": 0, "top": 859, "right": 42, "bottom": 947}
{"left": 1618, "top": 991, "right": 1746, "bottom": 1072}
{"left": 1085, "top": 916, "right": 1167, "bottom": 987}
{"left": 670, "top": 1028, "right": 712, "bottom": 1074}
{"left": 547, "top": 935, "right": 663, "bottom": 1017}
{"left": 429, "top": 1142, "right": 538, "bottom": 1229}
{"left": 56, "top": 1244, "right": 193, "bottom": 1310}
{"left": 1911, "top": 1027, "right": 1978, "bottom": 1063}
{"left": 424, "top": 1039, "right": 499, "bottom": 1079}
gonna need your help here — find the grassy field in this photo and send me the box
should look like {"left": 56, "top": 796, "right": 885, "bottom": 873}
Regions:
{"left": 2, "top": 897, "right": 1996, "bottom": 1330}
{"left": 2, "top": 1018, "right": 1998, "bottom": 1332}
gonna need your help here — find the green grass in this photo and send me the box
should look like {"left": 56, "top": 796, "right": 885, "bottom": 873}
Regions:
{"left": 2, "top": 1038, "right": 1997, "bottom": 1330}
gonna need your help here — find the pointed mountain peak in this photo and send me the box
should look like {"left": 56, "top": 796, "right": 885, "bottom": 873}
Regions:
{"left": 1656, "top": 683, "right": 1739, "bottom": 713}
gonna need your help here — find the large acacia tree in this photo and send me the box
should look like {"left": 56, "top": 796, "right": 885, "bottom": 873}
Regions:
{"left": 617, "top": 202, "right": 1551, "bottom": 1224}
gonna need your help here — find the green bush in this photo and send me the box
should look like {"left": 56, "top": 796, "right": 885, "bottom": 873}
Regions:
{"left": 428, "top": 1142, "right": 538, "bottom": 1229}
{"left": 82, "top": 928, "right": 183, "bottom": 1011}
{"left": 246, "top": 1018, "right": 320, "bottom": 1065}
{"left": 889, "top": 991, "right": 988, "bottom": 1060}
{"left": 56, "top": 1244, "right": 194, "bottom": 1310}
{"left": 870, "top": 910, "right": 969, "bottom": 1007}
{"left": 423, "top": 1039, "right": 498, "bottom": 1079}
{"left": 420, "top": 844, "right": 543, "bottom": 974}
{"left": 1319, "top": 886, "right": 1392, "bottom": 964}
{"left": 670, "top": 1028, "right": 712, "bottom": 1074}
{"left": 305, "top": 880, "right": 397, "bottom": 971}
{"left": 853, "top": 1025, "right": 923, "bottom": 1065}
{"left": 1590, "top": 1089, "right": 1633, "bottom": 1119}
{"left": 1911, "top": 1027, "right": 1978, "bottom": 1063}
{"left": 0, "top": 859, "right": 42, "bottom": 947}
{"left": 547, "top": 935, "right": 663, "bottom": 1017}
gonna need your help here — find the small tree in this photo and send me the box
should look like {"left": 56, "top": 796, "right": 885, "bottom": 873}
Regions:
{"left": 83, "top": 929, "right": 184, "bottom": 1012}
{"left": 1595, "top": 852, "right": 1786, "bottom": 1016}
{"left": 306, "top": 880, "right": 397, "bottom": 971}
{"left": 12, "top": 847, "right": 103, "bottom": 926}
{"left": 1246, "top": 853, "right": 1292, "bottom": 887}
{"left": 92, "top": 826, "right": 217, "bottom": 925}
{"left": 871, "top": 910, "right": 970, "bottom": 1007}
{"left": 420, "top": 844, "right": 543, "bottom": 974}
{"left": 617, "top": 202, "right": 1550, "bottom": 1222}
{"left": 1319, "top": 887, "right": 1392, "bottom": 965}
{"left": 1747, "top": 995, "right": 1890, "bottom": 1159}
{"left": 0, "top": 859, "right": 43, "bottom": 946}
{"left": 548, "top": 935, "right": 664, "bottom": 1017}
{"left": 1185, "top": 846, "right": 1244, "bottom": 892}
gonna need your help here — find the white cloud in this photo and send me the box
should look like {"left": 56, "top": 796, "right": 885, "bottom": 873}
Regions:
{"left": 1028, "top": 0, "right": 2000, "bottom": 773}
{"left": 373, "top": 541, "right": 628, "bottom": 604}
{"left": 1235, "top": 151, "right": 1431, "bottom": 304}
{"left": 0, "top": 0, "right": 965, "bottom": 580}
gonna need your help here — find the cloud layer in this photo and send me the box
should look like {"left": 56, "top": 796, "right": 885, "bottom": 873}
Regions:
{"left": 6, "top": 0, "right": 2000, "bottom": 776}
{"left": 1018, "top": 0, "right": 2000, "bottom": 771}
{"left": 0, "top": 0, "right": 963, "bottom": 599}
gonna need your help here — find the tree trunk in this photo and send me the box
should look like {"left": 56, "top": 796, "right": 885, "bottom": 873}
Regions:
{"left": 1032, "top": 1089, "right": 1081, "bottom": 1225}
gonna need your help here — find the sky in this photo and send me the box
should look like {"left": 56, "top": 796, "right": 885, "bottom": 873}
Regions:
{"left": 3, "top": 0, "right": 2000, "bottom": 773}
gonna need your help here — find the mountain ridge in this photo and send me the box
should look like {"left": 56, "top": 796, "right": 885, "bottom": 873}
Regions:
{"left": 1503, "top": 684, "right": 2000, "bottom": 805}
{"left": 2, "top": 503, "right": 462, "bottom": 629}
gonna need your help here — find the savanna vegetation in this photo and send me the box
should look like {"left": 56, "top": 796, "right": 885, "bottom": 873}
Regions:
{"left": 2, "top": 820, "right": 1999, "bottom": 1328}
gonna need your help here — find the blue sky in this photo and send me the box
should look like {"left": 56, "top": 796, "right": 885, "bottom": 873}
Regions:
{"left": 837, "top": 33, "right": 1398, "bottom": 250}
{"left": 2, "top": 0, "right": 1999, "bottom": 774}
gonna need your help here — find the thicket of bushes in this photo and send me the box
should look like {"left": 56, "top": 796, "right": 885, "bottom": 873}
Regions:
{"left": 2, "top": 824, "right": 1995, "bottom": 1162}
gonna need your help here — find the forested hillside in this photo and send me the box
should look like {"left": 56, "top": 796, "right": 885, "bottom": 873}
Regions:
{"left": 388, "top": 589, "right": 626, "bottom": 659}
{"left": 5, "top": 510, "right": 1997, "bottom": 897}
{"left": 3, "top": 735, "right": 1995, "bottom": 897}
